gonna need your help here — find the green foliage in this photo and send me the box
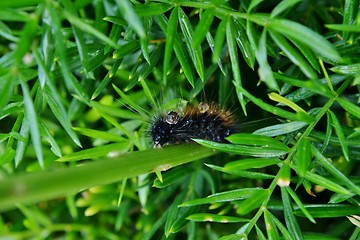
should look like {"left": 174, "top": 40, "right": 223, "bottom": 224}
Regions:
{"left": 0, "top": 0, "right": 359, "bottom": 239}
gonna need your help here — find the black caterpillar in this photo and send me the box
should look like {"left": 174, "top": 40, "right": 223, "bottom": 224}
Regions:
{"left": 150, "top": 102, "right": 237, "bottom": 148}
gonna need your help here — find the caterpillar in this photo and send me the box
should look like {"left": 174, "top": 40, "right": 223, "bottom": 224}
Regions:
{"left": 149, "top": 102, "right": 237, "bottom": 148}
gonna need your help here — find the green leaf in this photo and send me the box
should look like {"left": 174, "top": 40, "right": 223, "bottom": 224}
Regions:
{"left": 269, "top": 30, "right": 317, "bottom": 79}
{"left": 133, "top": 3, "right": 172, "bottom": 16}
{"left": 343, "top": 0, "right": 359, "bottom": 41}
{"left": 311, "top": 145, "right": 360, "bottom": 195}
{"left": 103, "top": 16, "right": 127, "bottom": 26}
{"left": 19, "top": 77, "right": 43, "bottom": 169}
{"left": 113, "top": 41, "right": 140, "bottom": 59}
{"left": 193, "top": 8, "right": 215, "bottom": 47}
{"left": 0, "top": 71, "right": 13, "bottom": 112}
{"left": 234, "top": 83, "right": 314, "bottom": 123}
{"left": 44, "top": 86, "right": 82, "bottom": 147}
{"left": 277, "top": 163, "right": 291, "bottom": 187}
{"left": 224, "top": 158, "right": 281, "bottom": 171}
{"left": 236, "top": 189, "right": 269, "bottom": 215}
{"left": 304, "top": 171, "right": 351, "bottom": 195}
{"left": 270, "top": 213, "right": 294, "bottom": 240}
{"left": 165, "top": 191, "right": 186, "bottom": 237}
{"left": 14, "top": 118, "right": 29, "bottom": 168}
{"left": 187, "top": 213, "right": 248, "bottom": 223}
{"left": 227, "top": 17, "right": 247, "bottom": 113}
{"left": 256, "top": 30, "right": 279, "bottom": 91}
{"left": 41, "top": 122, "right": 62, "bottom": 158}
{"left": 140, "top": 18, "right": 151, "bottom": 64}
{"left": 112, "top": 84, "right": 148, "bottom": 119}
{"left": 47, "top": 5, "right": 90, "bottom": 105}
{"left": 329, "top": 110, "right": 350, "bottom": 161}
{"left": 153, "top": 167, "right": 191, "bottom": 188}
{"left": 253, "top": 121, "right": 308, "bottom": 137}
{"left": 205, "top": 31, "right": 225, "bottom": 75}
{"left": 91, "top": 58, "right": 121, "bottom": 100}
{"left": 294, "top": 204, "right": 360, "bottom": 218}
{"left": 248, "top": 0, "right": 265, "bottom": 12}
{"left": 234, "top": 19, "right": 255, "bottom": 69}
{"left": 116, "top": 0, "right": 145, "bottom": 39}
{"left": 227, "top": 133, "right": 289, "bottom": 152}
{"left": 167, "top": 205, "right": 197, "bottom": 235}
{"left": 320, "top": 112, "right": 333, "bottom": 152}
{"left": 73, "top": 127, "right": 126, "bottom": 142}
{"left": 255, "top": 225, "right": 267, "bottom": 240}
{"left": 347, "top": 215, "right": 360, "bottom": 228}
{"left": 61, "top": 0, "right": 90, "bottom": 73}
{"left": 285, "top": 187, "right": 316, "bottom": 223}
{"left": 63, "top": 10, "right": 118, "bottom": 49}
{"left": 154, "top": 14, "right": 195, "bottom": 86}
{"left": 273, "top": 72, "right": 335, "bottom": 99}
{"left": 268, "top": 92, "right": 306, "bottom": 113}
{"left": 0, "top": 144, "right": 215, "bottom": 211}
{"left": 270, "top": 0, "right": 302, "bottom": 17}
{"left": 13, "top": 12, "right": 38, "bottom": 64}
{"left": 337, "top": 97, "right": 360, "bottom": 119}
{"left": 330, "top": 63, "right": 360, "bottom": 75}
{"left": 163, "top": 7, "right": 178, "bottom": 84}
{"left": 90, "top": 100, "right": 144, "bottom": 121}
{"left": 212, "top": 18, "right": 227, "bottom": 64}
{"left": 326, "top": 24, "right": 360, "bottom": 32}
{"left": 178, "top": 7, "right": 205, "bottom": 80}
{"left": 56, "top": 142, "right": 130, "bottom": 162}
{"left": 0, "top": 0, "right": 44, "bottom": 8}
{"left": 268, "top": 18, "right": 342, "bottom": 62}
{"left": 194, "top": 139, "right": 289, "bottom": 157}
{"left": 206, "top": 164, "right": 275, "bottom": 179}
{"left": 180, "top": 188, "right": 263, "bottom": 207}
{"left": 297, "top": 137, "right": 311, "bottom": 177}
{"left": 264, "top": 208, "right": 280, "bottom": 240}
{"left": 280, "top": 187, "right": 304, "bottom": 240}
{"left": 125, "top": 47, "right": 161, "bottom": 91}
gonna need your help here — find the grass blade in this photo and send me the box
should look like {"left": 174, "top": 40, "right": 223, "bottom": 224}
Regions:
{"left": 163, "top": 7, "right": 178, "bottom": 84}
{"left": 0, "top": 144, "right": 215, "bottom": 211}
{"left": 180, "top": 188, "right": 262, "bottom": 207}
{"left": 192, "top": 8, "right": 215, "bottom": 47}
{"left": 178, "top": 7, "right": 205, "bottom": 80}
{"left": 236, "top": 189, "right": 269, "bottom": 215}
{"left": 155, "top": 14, "right": 195, "bottom": 87}
{"left": 269, "top": 30, "right": 317, "bottom": 79}
{"left": 212, "top": 18, "right": 227, "bottom": 64}
{"left": 268, "top": 18, "right": 342, "bottom": 63}
{"left": 304, "top": 171, "right": 351, "bottom": 195}
{"left": 224, "top": 158, "right": 281, "bottom": 171}
{"left": 296, "top": 137, "right": 311, "bottom": 177}
{"left": 19, "top": 77, "right": 43, "bottom": 169}
{"left": 227, "top": 17, "right": 247, "bottom": 114}
{"left": 285, "top": 187, "right": 316, "bottom": 223}
{"left": 270, "top": 0, "right": 302, "bottom": 17}
{"left": 116, "top": 0, "right": 145, "bottom": 39}
{"left": 337, "top": 97, "right": 360, "bottom": 119}
{"left": 280, "top": 187, "right": 304, "bottom": 240}
{"left": 187, "top": 213, "right": 248, "bottom": 223}
{"left": 311, "top": 145, "right": 360, "bottom": 195}
{"left": 256, "top": 30, "right": 278, "bottom": 91}
{"left": 329, "top": 110, "right": 350, "bottom": 161}
{"left": 195, "top": 139, "right": 289, "bottom": 157}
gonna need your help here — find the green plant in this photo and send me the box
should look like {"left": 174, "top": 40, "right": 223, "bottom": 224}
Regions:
{"left": 0, "top": 0, "right": 359, "bottom": 239}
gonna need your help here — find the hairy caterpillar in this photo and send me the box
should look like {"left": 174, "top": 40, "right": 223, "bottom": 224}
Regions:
{"left": 149, "top": 102, "right": 237, "bottom": 148}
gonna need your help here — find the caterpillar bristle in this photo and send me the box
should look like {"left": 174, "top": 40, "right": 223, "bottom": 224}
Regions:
{"left": 149, "top": 102, "right": 237, "bottom": 148}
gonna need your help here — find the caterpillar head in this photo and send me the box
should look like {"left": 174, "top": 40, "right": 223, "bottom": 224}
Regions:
{"left": 151, "top": 111, "right": 180, "bottom": 148}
